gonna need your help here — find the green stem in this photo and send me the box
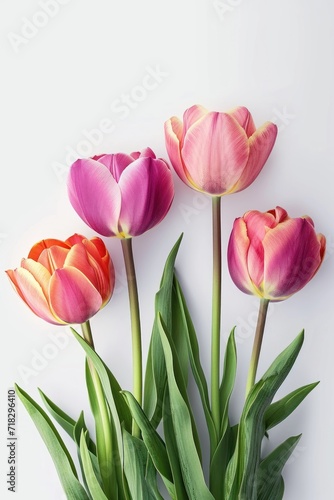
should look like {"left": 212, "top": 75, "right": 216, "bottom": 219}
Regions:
{"left": 81, "top": 321, "right": 113, "bottom": 498}
{"left": 245, "top": 298, "right": 270, "bottom": 397}
{"left": 211, "top": 196, "right": 222, "bottom": 438}
{"left": 121, "top": 237, "right": 142, "bottom": 438}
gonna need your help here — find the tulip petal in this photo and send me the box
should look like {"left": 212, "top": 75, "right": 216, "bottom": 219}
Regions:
{"left": 227, "top": 218, "right": 257, "bottom": 295}
{"left": 63, "top": 243, "right": 113, "bottom": 305}
{"left": 182, "top": 112, "right": 250, "bottom": 195}
{"left": 228, "top": 107, "right": 256, "bottom": 137}
{"left": 183, "top": 104, "right": 208, "bottom": 134}
{"left": 20, "top": 258, "right": 51, "bottom": 298}
{"left": 65, "top": 234, "right": 85, "bottom": 246}
{"left": 164, "top": 117, "right": 190, "bottom": 186}
{"left": 68, "top": 158, "right": 121, "bottom": 236}
{"left": 7, "top": 268, "right": 62, "bottom": 324}
{"left": 244, "top": 209, "right": 288, "bottom": 288}
{"left": 49, "top": 268, "right": 102, "bottom": 324}
{"left": 64, "top": 244, "right": 99, "bottom": 288}
{"left": 135, "top": 147, "right": 156, "bottom": 159}
{"left": 263, "top": 218, "right": 323, "bottom": 299}
{"left": 232, "top": 122, "right": 278, "bottom": 193}
{"left": 118, "top": 157, "right": 174, "bottom": 237}
{"left": 93, "top": 153, "right": 134, "bottom": 181}
{"left": 37, "top": 246, "right": 69, "bottom": 273}
{"left": 84, "top": 239, "right": 115, "bottom": 302}
{"left": 28, "top": 239, "right": 70, "bottom": 261}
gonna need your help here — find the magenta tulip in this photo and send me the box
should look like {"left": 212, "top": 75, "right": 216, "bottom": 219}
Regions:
{"left": 227, "top": 206, "right": 326, "bottom": 301}
{"left": 164, "top": 104, "right": 277, "bottom": 196}
{"left": 6, "top": 234, "right": 115, "bottom": 325}
{"left": 67, "top": 147, "right": 174, "bottom": 238}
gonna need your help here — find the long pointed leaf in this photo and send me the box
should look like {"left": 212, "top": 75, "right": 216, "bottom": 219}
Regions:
{"left": 122, "top": 390, "right": 175, "bottom": 497}
{"left": 74, "top": 413, "right": 100, "bottom": 500}
{"left": 219, "top": 328, "right": 237, "bottom": 438}
{"left": 173, "top": 277, "right": 217, "bottom": 450}
{"left": 70, "top": 328, "right": 128, "bottom": 499}
{"left": 38, "top": 388, "right": 76, "bottom": 438}
{"left": 257, "top": 435, "right": 301, "bottom": 500}
{"left": 265, "top": 382, "right": 319, "bottom": 431}
{"left": 123, "top": 428, "right": 158, "bottom": 500}
{"left": 80, "top": 431, "right": 108, "bottom": 500}
{"left": 224, "top": 331, "right": 305, "bottom": 499}
{"left": 73, "top": 411, "right": 97, "bottom": 456}
{"left": 144, "top": 234, "right": 183, "bottom": 426}
{"left": 163, "top": 387, "right": 187, "bottom": 500}
{"left": 158, "top": 315, "right": 214, "bottom": 500}
{"left": 15, "top": 384, "right": 89, "bottom": 500}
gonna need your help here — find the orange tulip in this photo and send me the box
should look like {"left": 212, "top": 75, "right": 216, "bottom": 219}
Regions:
{"left": 6, "top": 234, "right": 114, "bottom": 325}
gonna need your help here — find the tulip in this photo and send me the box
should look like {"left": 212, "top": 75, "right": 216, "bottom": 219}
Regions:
{"left": 68, "top": 147, "right": 174, "bottom": 418}
{"left": 228, "top": 206, "right": 326, "bottom": 301}
{"left": 67, "top": 147, "right": 174, "bottom": 238}
{"left": 164, "top": 104, "right": 277, "bottom": 196}
{"left": 6, "top": 234, "right": 114, "bottom": 325}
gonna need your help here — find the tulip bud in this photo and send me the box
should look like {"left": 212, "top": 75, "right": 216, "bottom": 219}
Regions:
{"left": 164, "top": 104, "right": 277, "bottom": 196}
{"left": 6, "top": 234, "right": 115, "bottom": 324}
{"left": 67, "top": 147, "right": 174, "bottom": 238}
{"left": 227, "top": 206, "right": 326, "bottom": 301}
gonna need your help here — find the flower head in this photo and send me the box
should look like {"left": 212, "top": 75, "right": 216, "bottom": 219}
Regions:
{"left": 164, "top": 104, "right": 277, "bottom": 196}
{"left": 67, "top": 147, "right": 174, "bottom": 238}
{"left": 227, "top": 206, "right": 326, "bottom": 301}
{"left": 6, "top": 234, "right": 114, "bottom": 324}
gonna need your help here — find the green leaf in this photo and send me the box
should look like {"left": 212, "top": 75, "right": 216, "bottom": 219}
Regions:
{"left": 80, "top": 431, "right": 108, "bottom": 500}
{"left": 163, "top": 387, "right": 187, "bottom": 500}
{"left": 73, "top": 411, "right": 97, "bottom": 456}
{"left": 123, "top": 428, "right": 158, "bottom": 500}
{"left": 15, "top": 384, "right": 89, "bottom": 500}
{"left": 219, "top": 327, "right": 237, "bottom": 438}
{"left": 173, "top": 277, "right": 217, "bottom": 450}
{"left": 224, "top": 331, "right": 305, "bottom": 500}
{"left": 71, "top": 329, "right": 122, "bottom": 453}
{"left": 145, "top": 456, "right": 165, "bottom": 500}
{"left": 257, "top": 435, "right": 301, "bottom": 500}
{"left": 122, "top": 391, "right": 175, "bottom": 497}
{"left": 265, "top": 382, "right": 319, "bottom": 431}
{"left": 210, "top": 423, "right": 238, "bottom": 498}
{"left": 158, "top": 315, "right": 214, "bottom": 500}
{"left": 171, "top": 279, "right": 189, "bottom": 388}
{"left": 144, "top": 234, "right": 183, "bottom": 426}
{"left": 158, "top": 310, "right": 202, "bottom": 460}
{"left": 210, "top": 330, "right": 238, "bottom": 496}
{"left": 38, "top": 388, "right": 76, "bottom": 439}
{"left": 70, "top": 329, "right": 128, "bottom": 500}
{"left": 74, "top": 411, "right": 100, "bottom": 499}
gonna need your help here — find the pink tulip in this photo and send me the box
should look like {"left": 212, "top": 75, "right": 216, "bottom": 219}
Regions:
{"left": 6, "top": 234, "right": 114, "bottom": 325}
{"left": 164, "top": 104, "right": 277, "bottom": 196}
{"left": 67, "top": 148, "right": 174, "bottom": 238}
{"left": 227, "top": 206, "right": 326, "bottom": 301}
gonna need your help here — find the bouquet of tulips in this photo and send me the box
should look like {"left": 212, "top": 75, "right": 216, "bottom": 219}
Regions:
{"left": 6, "top": 104, "right": 326, "bottom": 499}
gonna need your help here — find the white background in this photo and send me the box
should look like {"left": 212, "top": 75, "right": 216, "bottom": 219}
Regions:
{"left": 1, "top": 0, "right": 334, "bottom": 498}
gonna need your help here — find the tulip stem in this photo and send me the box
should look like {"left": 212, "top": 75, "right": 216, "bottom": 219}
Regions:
{"left": 245, "top": 298, "right": 270, "bottom": 397}
{"left": 81, "top": 321, "right": 114, "bottom": 498}
{"left": 121, "top": 237, "right": 142, "bottom": 438}
{"left": 211, "top": 196, "right": 222, "bottom": 438}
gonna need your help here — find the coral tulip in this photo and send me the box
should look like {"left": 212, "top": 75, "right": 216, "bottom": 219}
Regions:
{"left": 67, "top": 147, "right": 174, "bottom": 238}
{"left": 227, "top": 206, "right": 326, "bottom": 301}
{"left": 164, "top": 104, "right": 277, "bottom": 196}
{"left": 6, "top": 234, "right": 114, "bottom": 325}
